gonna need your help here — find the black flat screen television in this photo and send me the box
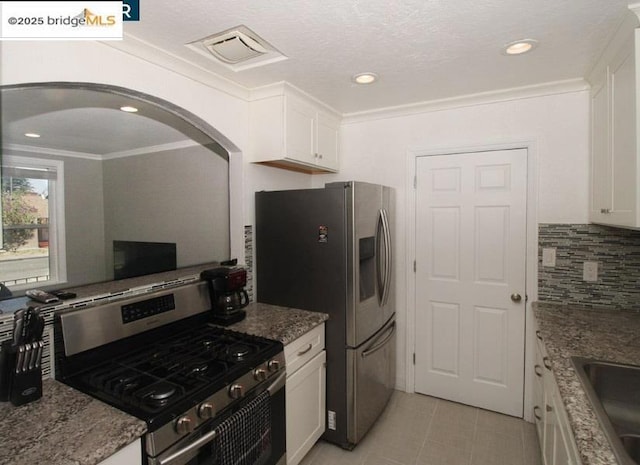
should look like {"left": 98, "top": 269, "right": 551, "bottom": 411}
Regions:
{"left": 113, "top": 240, "right": 177, "bottom": 280}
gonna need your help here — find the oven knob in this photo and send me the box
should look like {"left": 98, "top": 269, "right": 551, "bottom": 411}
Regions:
{"left": 268, "top": 359, "right": 281, "bottom": 372}
{"left": 198, "top": 402, "right": 215, "bottom": 419}
{"left": 175, "top": 416, "right": 194, "bottom": 435}
{"left": 229, "top": 384, "right": 244, "bottom": 399}
{"left": 253, "top": 368, "right": 267, "bottom": 381}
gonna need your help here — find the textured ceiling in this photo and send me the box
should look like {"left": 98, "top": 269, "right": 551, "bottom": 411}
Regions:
{"left": 121, "top": 0, "right": 636, "bottom": 113}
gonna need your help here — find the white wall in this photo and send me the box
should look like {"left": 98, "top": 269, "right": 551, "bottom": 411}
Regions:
{"left": 320, "top": 90, "right": 590, "bottom": 389}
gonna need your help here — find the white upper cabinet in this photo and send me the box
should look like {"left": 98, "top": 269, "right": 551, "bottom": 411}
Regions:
{"left": 249, "top": 84, "right": 340, "bottom": 174}
{"left": 588, "top": 13, "right": 640, "bottom": 228}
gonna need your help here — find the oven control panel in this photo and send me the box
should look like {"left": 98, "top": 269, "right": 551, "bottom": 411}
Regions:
{"left": 121, "top": 294, "right": 176, "bottom": 323}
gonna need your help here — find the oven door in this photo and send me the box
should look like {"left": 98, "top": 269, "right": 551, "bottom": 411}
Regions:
{"left": 148, "top": 372, "right": 286, "bottom": 465}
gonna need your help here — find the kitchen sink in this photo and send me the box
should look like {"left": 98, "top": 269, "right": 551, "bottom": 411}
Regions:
{"left": 572, "top": 357, "right": 640, "bottom": 465}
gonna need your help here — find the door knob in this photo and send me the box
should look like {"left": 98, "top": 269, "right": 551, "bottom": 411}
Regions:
{"left": 511, "top": 293, "right": 522, "bottom": 303}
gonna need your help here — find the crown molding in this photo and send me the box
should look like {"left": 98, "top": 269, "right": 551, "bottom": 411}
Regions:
{"left": 101, "top": 33, "right": 251, "bottom": 102}
{"left": 629, "top": 3, "right": 640, "bottom": 22}
{"left": 3, "top": 140, "right": 200, "bottom": 161}
{"left": 101, "top": 139, "right": 200, "bottom": 160}
{"left": 341, "top": 78, "right": 589, "bottom": 125}
{"left": 3, "top": 143, "right": 101, "bottom": 160}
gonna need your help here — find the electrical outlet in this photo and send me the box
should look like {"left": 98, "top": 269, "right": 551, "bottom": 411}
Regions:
{"left": 542, "top": 248, "right": 556, "bottom": 267}
{"left": 583, "top": 261, "right": 598, "bottom": 282}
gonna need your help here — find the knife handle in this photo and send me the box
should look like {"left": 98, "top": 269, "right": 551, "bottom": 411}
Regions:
{"left": 28, "top": 343, "right": 38, "bottom": 371}
{"left": 15, "top": 346, "right": 25, "bottom": 374}
{"left": 34, "top": 341, "right": 43, "bottom": 369}
{"left": 24, "top": 343, "right": 33, "bottom": 372}
{"left": 12, "top": 309, "right": 24, "bottom": 346}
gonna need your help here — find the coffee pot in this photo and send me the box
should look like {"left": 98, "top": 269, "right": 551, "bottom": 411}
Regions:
{"left": 200, "top": 267, "right": 249, "bottom": 325}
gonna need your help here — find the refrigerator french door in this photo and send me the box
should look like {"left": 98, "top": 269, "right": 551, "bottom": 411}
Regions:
{"left": 255, "top": 181, "right": 395, "bottom": 449}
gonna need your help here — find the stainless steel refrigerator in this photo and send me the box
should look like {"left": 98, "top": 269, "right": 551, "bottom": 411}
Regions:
{"left": 255, "top": 181, "right": 395, "bottom": 449}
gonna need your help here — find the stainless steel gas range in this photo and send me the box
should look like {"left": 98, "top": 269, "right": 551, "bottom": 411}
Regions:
{"left": 53, "top": 281, "right": 286, "bottom": 465}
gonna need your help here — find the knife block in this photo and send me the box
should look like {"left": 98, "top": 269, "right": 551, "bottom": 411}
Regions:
{"left": 9, "top": 366, "right": 42, "bottom": 406}
{"left": 0, "top": 340, "right": 43, "bottom": 406}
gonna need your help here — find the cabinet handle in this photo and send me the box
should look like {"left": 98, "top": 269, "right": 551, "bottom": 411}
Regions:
{"left": 534, "top": 364, "right": 543, "bottom": 377}
{"left": 534, "top": 406, "right": 542, "bottom": 421}
{"left": 297, "top": 343, "right": 313, "bottom": 356}
{"left": 546, "top": 404, "right": 553, "bottom": 413}
{"left": 600, "top": 208, "right": 611, "bottom": 214}
{"left": 543, "top": 356, "right": 552, "bottom": 370}
{"left": 535, "top": 330, "right": 543, "bottom": 341}
{"left": 318, "top": 154, "right": 323, "bottom": 159}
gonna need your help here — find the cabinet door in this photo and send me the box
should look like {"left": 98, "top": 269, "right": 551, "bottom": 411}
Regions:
{"left": 609, "top": 46, "right": 637, "bottom": 225}
{"left": 285, "top": 96, "right": 316, "bottom": 165}
{"left": 590, "top": 73, "right": 611, "bottom": 223}
{"left": 97, "top": 440, "right": 141, "bottom": 465}
{"left": 316, "top": 111, "right": 339, "bottom": 170}
{"left": 543, "top": 372, "right": 556, "bottom": 465}
{"left": 533, "top": 343, "right": 545, "bottom": 443}
{"left": 286, "top": 350, "right": 326, "bottom": 465}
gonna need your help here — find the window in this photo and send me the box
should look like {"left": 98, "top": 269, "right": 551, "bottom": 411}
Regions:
{"left": 1, "top": 155, "right": 66, "bottom": 290}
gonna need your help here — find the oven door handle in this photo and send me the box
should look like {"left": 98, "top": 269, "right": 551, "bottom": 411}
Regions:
{"left": 267, "top": 371, "right": 286, "bottom": 395}
{"left": 156, "top": 429, "right": 218, "bottom": 465}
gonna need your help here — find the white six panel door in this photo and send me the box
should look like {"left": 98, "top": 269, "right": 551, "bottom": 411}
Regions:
{"left": 414, "top": 149, "right": 527, "bottom": 417}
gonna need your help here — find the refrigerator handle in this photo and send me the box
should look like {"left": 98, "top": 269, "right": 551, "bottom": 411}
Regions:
{"left": 376, "top": 208, "right": 392, "bottom": 307}
{"left": 381, "top": 208, "right": 392, "bottom": 307}
{"left": 376, "top": 210, "right": 385, "bottom": 306}
{"left": 361, "top": 321, "right": 396, "bottom": 358}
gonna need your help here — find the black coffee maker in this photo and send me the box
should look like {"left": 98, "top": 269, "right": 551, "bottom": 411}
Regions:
{"left": 200, "top": 267, "right": 249, "bottom": 325}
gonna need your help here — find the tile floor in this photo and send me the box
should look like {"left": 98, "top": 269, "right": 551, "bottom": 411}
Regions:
{"left": 299, "top": 390, "right": 542, "bottom": 465}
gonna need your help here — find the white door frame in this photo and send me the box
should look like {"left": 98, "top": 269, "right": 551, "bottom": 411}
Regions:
{"left": 405, "top": 140, "right": 539, "bottom": 422}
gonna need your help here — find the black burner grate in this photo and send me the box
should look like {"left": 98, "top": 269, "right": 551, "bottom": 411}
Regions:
{"left": 77, "top": 325, "right": 273, "bottom": 415}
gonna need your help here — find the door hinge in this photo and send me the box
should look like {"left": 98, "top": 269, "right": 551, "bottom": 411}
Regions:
{"left": 413, "top": 353, "right": 416, "bottom": 365}
{"left": 413, "top": 260, "right": 416, "bottom": 272}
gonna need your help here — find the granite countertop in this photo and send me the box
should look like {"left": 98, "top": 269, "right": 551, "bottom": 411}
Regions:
{"left": 0, "top": 301, "right": 326, "bottom": 465}
{"left": 534, "top": 301, "right": 640, "bottom": 465}
{"left": 0, "top": 378, "right": 147, "bottom": 465}
{"left": 225, "top": 302, "right": 329, "bottom": 345}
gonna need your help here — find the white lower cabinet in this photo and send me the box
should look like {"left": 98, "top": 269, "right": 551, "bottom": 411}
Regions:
{"left": 533, "top": 329, "right": 581, "bottom": 465}
{"left": 285, "top": 324, "right": 326, "bottom": 465}
{"left": 97, "top": 439, "right": 141, "bottom": 465}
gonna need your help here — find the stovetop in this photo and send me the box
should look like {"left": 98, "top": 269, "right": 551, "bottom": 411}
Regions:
{"left": 59, "top": 321, "right": 283, "bottom": 430}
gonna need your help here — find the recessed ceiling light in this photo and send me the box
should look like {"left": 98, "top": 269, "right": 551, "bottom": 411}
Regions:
{"left": 503, "top": 39, "right": 538, "bottom": 55}
{"left": 24, "top": 133, "right": 41, "bottom": 138}
{"left": 120, "top": 106, "right": 138, "bottom": 113}
{"left": 352, "top": 72, "right": 379, "bottom": 85}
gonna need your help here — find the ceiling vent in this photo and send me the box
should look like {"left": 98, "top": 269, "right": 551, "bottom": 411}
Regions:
{"left": 187, "top": 25, "right": 287, "bottom": 72}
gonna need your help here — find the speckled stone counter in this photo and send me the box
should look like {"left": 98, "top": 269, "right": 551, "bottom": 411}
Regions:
{"left": 0, "top": 378, "right": 147, "bottom": 465}
{"left": 534, "top": 301, "right": 640, "bottom": 465}
{"left": 226, "top": 302, "right": 328, "bottom": 345}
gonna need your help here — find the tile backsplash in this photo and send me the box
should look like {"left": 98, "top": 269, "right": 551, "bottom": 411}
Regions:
{"left": 538, "top": 224, "right": 640, "bottom": 310}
